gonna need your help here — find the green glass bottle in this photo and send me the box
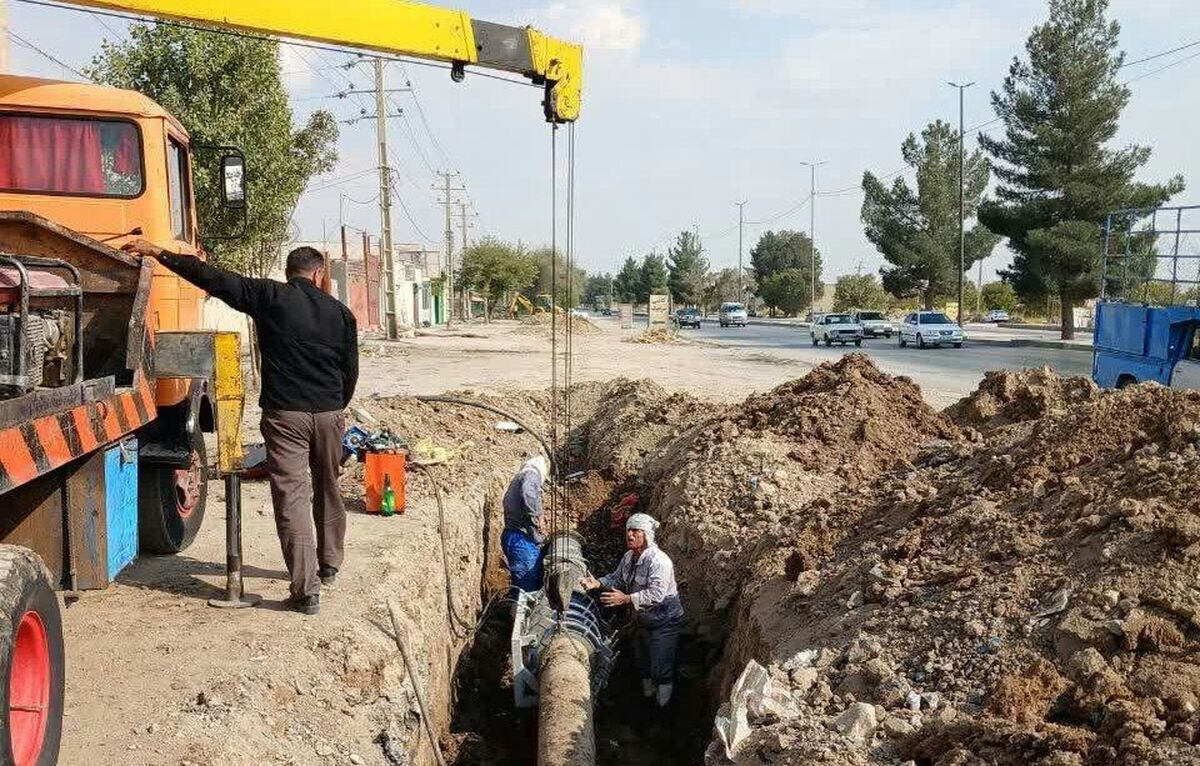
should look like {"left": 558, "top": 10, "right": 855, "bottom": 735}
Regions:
{"left": 381, "top": 474, "right": 396, "bottom": 517}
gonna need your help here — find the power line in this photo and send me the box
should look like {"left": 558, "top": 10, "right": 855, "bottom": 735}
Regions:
{"left": 1124, "top": 48, "right": 1200, "bottom": 84}
{"left": 8, "top": 30, "right": 88, "bottom": 79}
{"left": 1121, "top": 39, "right": 1200, "bottom": 69}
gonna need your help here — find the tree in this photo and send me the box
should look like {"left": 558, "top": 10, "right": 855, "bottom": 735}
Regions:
{"left": 833, "top": 274, "right": 889, "bottom": 312}
{"left": 702, "top": 268, "right": 742, "bottom": 314}
{"left": 758, "top": 269, "right": 812, "bottom": 316}
{"left": 638, "top": 253, "right": 669, "bottom": 303}
{"left": 582, "top": 273, "right": 613, "bottom": 308}
{"left": 458, "top": 237, "right": 538, "bottom": 320}
{"left": 861, "top": 120, "right": 997, "bottom": 310}
{"left": 528, "top": 248, "right": 586, "bottom": 308}
{"left": 979, "top": 0, "right": 1185, "bottom": 339}
{"left": 666, "top": 231, "right": 709, "bottom": 306}
{"left": 981, "top": 281, "right": 1020, "bottom": 313}
{"left": 613, "top": 256, "right": 641, "bottom": 303}
{"left": 87, "top": 25, "right": 338, "bottom": 274}
{"left": 749, "top": 230, "right": 822, "bottom": 288}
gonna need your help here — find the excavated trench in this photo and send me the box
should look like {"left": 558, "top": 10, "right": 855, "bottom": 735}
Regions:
{"left": 443, "top": 470, "right": 722, "bottom": 766}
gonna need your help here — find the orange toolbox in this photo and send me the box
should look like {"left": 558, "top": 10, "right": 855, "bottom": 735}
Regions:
{"left": 364, "top": 452, "right": 406, "bottom": 514}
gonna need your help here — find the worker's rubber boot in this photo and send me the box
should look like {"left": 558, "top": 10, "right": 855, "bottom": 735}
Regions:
{"left": 641, "top": 679, "right": 655, "bottom": 698}
{"left": 656, "top": 684, "right": 673, "bottom": 707}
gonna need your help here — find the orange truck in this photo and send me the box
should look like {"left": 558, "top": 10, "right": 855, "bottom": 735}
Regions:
{"left": 0, "top": 74, "right": 247, "bottom": 764}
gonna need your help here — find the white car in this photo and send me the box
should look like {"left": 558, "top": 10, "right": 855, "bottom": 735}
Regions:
{"left": 984, "top": 309, "right": 1011, "bottom": 323}
{"left": 810, "top": 313, "right": 863, "bottom": 347}
{"left": 851, "top": 310, "right": 893, "bottom": 338}
{"left": 898, "top": 311, "right": 964, "bottom": 349}
{"left": 569, "top": 308, "right": 588, "bottom": 318}
{"left": 719, "top": 302, "right": 748, "bottom": 328}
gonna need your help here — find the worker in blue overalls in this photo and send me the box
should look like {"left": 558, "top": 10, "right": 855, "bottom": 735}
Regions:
{"left": 501, "top": 455, "right": 549, "bottom": 594}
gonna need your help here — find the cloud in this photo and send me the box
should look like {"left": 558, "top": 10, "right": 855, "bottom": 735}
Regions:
{"left": 529, "top": 0, "right": 646, "bottom": 52}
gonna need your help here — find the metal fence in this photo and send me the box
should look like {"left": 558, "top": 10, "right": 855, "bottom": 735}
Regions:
{"left": 1102, "top": 204, "right": 1200, "bottom": 306}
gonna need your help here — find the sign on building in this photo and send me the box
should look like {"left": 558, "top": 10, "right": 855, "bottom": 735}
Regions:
{"left": 648, "top": 294, "right": 670, "bottom": 326}
{"left": 619, "top": 303, "right": 634, "bottom": 329}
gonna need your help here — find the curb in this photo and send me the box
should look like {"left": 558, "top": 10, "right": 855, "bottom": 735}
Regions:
{"left": 967, "top": 337, "right": 1093, "bottom": 353}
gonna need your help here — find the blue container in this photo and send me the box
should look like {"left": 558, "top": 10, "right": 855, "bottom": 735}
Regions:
{"left": 104, "top": 438, "right": 139, "bottom": 580}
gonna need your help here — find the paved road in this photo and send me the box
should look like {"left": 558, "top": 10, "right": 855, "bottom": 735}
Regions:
{"left": 686, "top": 320, "right": 1094, "bottom": 404}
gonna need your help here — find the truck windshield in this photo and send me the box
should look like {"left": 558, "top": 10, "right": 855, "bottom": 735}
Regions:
{"left": 0, "top": 114, "right": 143, "bottom": 197}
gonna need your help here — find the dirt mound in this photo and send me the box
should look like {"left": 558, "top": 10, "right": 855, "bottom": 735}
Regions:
{"left": 514, "top": 312, "right": 601, "bottom": 336}
{"left": 713, "top": 382, "right": 1200, "bottom": 764}
{"left": 625, "top": 328, "right": 685, "bottom": 344}
{"left": 945, "top": 366, "right": 1100, "bottom": 430}
{"left": 569, "top": 357, "right": 960, "bottom": 649}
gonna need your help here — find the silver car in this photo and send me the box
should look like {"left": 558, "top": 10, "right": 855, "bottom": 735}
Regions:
{"left": 852, "top": 309, "right": 893, "bottom": 338}
{"left": 811, "top": 313, "right": 864, "bottom": 347}
{"left": 898, "top": 311, "right": 964, "bottom": 349}
{"left": 719, "top": 302, "right": 748, "bottom": 327}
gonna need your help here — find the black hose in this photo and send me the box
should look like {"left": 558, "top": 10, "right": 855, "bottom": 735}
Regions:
{"left": 414, "top": 395, "right": 556, "bottom": 474}
{"left": 409, "top": 462, "right": 474, "bottom": 640}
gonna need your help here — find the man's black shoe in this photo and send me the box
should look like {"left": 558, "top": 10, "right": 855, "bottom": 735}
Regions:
{"left": 286, "top": 594, "right": 320, "bottom": 615}
{"left": 318, "top": 566, "right": 338, "bottom": 587}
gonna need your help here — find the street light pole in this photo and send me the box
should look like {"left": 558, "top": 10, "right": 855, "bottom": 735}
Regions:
{"left": 948, "top": 81, "right": 974, "bottom": 327}
{"left": 735, "top": 201, "right": 748, "bottom": 302}
{"left": 800, "top": 160, "right": 827, "bottom": 319}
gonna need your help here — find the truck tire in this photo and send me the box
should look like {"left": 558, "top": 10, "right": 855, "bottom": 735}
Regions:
{"left": 1116, "top": 375, "right": 1137, "bottom": 389}
{"left": 139, "top": 427, "right": 208, "bottom": 554}
{"left": 917, "top": 334, "right": 926, "bottom": 349}
{"left": 0, "top": 546, "right": 64, "bottom": 766}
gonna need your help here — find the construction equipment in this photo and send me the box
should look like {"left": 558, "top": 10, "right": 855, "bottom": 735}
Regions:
{"left": 0, "top": 2, "right": 584, "bottom": 762}
{"left": 1093, "top": 205, "right": 1200, "bottom": 390}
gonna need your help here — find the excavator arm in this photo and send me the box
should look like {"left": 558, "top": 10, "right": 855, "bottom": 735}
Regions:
{"left": 64, "top": 0, "right": 583, "bottom": 122}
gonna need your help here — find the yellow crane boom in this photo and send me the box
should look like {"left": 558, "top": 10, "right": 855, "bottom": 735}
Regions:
{"left": 64, "top": 0, "right": 583, "bottom": 122}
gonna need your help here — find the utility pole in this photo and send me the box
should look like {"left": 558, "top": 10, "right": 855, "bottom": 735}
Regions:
{"left": 800, "top": 160, "right": 827, "bottom": 319}
{"left": 457, "top": 200, "right": 477, "bottom": 320}
{"left": 373, "top": 58, "right": 400, "bottom": 338}
{"left": 949, "top": 81, "right": 974, "bottom": 326}
{"left": 735, "top": 201, "right": 747, "bottom": 302}
{"left": 434, "top": 171, "right": 466, "bottom": 326}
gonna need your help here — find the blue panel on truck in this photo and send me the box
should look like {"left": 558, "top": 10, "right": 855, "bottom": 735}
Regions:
{"left": 1095, "top": 303, "right": 1150, "bottom": 355}
{"left": 104, "top": 438, "right": 139, "bottom": 580}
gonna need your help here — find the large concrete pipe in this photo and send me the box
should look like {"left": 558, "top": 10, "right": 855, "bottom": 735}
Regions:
{"left": 537, "top": 632, "right": 596, "bottom": 766}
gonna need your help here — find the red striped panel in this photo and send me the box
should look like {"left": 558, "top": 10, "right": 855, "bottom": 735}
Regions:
{"left": 0, "top": 429, "right": 37, "bottom": 487}
{"left": 33, "top": 417, "right": 71, "bottom": 467}
{"left": 100, "top": 399, "right": 122, "bottom": 442}
{"left": 72, "top": 406, "right": 98, "bottom": 454}
{"left": 120, "top": 393, "right": 141, "bottom": 429}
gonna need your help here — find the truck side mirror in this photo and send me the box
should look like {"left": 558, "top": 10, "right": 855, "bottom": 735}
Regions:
{"left": 220, "top": 154, "right": 246, "bottom": 209}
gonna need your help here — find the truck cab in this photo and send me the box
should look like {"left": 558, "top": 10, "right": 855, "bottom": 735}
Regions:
{"left": 0, "top": 75, "right": 245, "bottom": 554}
{"left": 1092, "top": 302, "right": 1200, "bottom": 390}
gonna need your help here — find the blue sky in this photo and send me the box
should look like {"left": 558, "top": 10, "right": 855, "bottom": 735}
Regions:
{"left": 8, "top": 0, "right": 1200, "bottom": 281}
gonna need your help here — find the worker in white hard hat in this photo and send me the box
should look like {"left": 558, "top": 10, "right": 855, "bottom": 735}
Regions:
{"left": 502, "top": 455, "right": 550, "bottom": 594}
{"left": 581, "top": 513, "right": 683, "bottom": 707}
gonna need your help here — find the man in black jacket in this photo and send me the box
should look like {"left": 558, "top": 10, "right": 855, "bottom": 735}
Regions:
{"left": 125, "top": 241, "right": 357, "bottom": 616}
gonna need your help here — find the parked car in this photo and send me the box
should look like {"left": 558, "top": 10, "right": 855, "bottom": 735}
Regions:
{"left": 852, "top": 309, "right": 893, "bottom": 338}
{"left": 569, "top": 308, "right": 588, "bottom": 318}
{"left": 674, "top": 307, "right": 701, "bottom": 329}
{"left": 984, "top": 309, "right": 1011, "bottom": 323}
{"left": 600, "top": 307, "right": 614, "bottom": 317}
{"left": 898, "top": 311, "right": 964, "bottom": 348}
{"left": 811, "top": 313, "right": 864, "bottom": 346}
{"left": 719, "top": 302, "right": 748, "bottom": 328}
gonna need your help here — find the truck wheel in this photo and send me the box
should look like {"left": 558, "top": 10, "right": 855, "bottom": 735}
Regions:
{"left": 917, "top": 334, "right": 926, "bottom": 349}
{"left": 139, "top": 427, "right": 208, "bottom": 554}
{"left": 0, "top": 546, "right": 64, "bottom": 766}
{"left": 1116, "top": 375, "right": 1137, "bottom": 389}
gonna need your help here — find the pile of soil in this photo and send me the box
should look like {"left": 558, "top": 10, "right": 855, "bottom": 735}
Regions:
{"left": 944, "top": 366, "right": 1101, "bottom": 431}
{"left": 625, "top": 328, "right": 686, "bottom": 344}
{"left": 513, "top": 313, "right": 602, "bottom": 336}
{"left": 704, "top": 381, "right": 1200, "bottom": 764}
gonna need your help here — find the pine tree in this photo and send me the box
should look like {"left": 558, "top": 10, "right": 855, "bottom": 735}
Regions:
{"left": 861, "top": 120, "right": 996, "bottom": 310}
{"left": 666, "top": 230, "right": 709, "bottom": 307}
{"left": 638, "top": 253, "right": 669, "bottom": 303}
{"left": 979, "top": 0, "right": 1184, "bottom": 338}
